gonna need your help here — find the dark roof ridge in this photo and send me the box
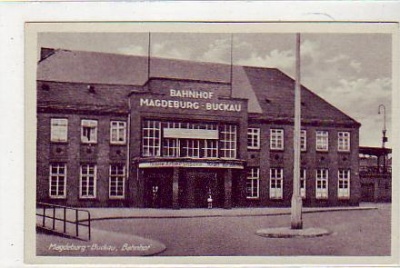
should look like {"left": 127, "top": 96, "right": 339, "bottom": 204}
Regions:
{"left": 39, "top": 47, "right": 284, "bottom": 72}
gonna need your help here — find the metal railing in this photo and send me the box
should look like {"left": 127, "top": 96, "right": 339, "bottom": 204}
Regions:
{"left": 36, "top": 202, "right": 91, "bottom": 241}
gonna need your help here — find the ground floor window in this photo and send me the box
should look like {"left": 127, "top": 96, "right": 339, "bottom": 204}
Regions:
{"left": 270, "top": 168, "right": 283, "bottom": 199}
{"left": 246, "top": 168, "right": 260, "bottom": 199}
{"left": 338, "top": 169, "right": 350, "bottom": 199}
{"left": 316, "top": 169, "right": 328, "bottom": 199}
{"left": 109, "top": 164, "right": 125, "bottom": 198}
{"left": 300, "top": 168, "right": 306, "bottom": 198}
{"left": 49, "top": 163, "right": 67, "bottom": 198}
{"left": 80, "top": 164, "right": 96, "bottom": 198}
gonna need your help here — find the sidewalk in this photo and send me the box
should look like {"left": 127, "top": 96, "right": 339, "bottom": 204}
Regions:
{"left": 85, "top": 203, "right": 379, "bottom": 221}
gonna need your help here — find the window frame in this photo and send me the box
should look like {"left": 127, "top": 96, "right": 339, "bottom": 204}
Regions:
{"left": 182, "top": 139, "right": 201, "bottom": 158}
{"left": 338, "top": 169, "right": 351, "bottom": 199}
{"left": 49, "top": 163, "right": 67, "bottom": 199}
{"left": 142, "top": 120, "right": 161, "bottom": 157}
{"left": 270, "top": 129, "right": 284, "bottom": 150}
{"left": 110, "top": 121, "right": 127, "bottom": 145}
{"left": 246, "top": 167, "right": 260, "bottom": 199}
{"left": 316, "top": 169, "right": 329, "bottom": 199}
{"left": 81, "top": 119, "right": 98, "bottom": 144}
{"left": 79, "top": 164, "right": 97, "bottom": 199}
{"left": 220, "top": 124, "right": 237, "bottom": 159}
{"left": 203, "top": 139, "right": 218, "bottom": 158}
{"left": 316, "top": 130, "right": 329, "bottom": 152}
{"left": 270, "top": 168, "right": 283, "bottom": 199}
{"left": 109, "top": 164, "right": 126, "bottom": 199}
{"left": 300, "top": 168, "right": 306, "bottom": 199}
{"left": 338, "top": 131, "right": 351, "bottom": 152}
{"left": 50, "top": 118, "right": 68, "bottom": 142}
{"left": 247, "top": 128, "right": 261, "bottom": 150}
{"left": 300, "top": 130, "right": 307, "bottom": 151}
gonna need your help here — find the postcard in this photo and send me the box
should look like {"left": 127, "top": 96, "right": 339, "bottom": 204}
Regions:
{"left": 25, "top": 21, "right": 399, "bottom": 266}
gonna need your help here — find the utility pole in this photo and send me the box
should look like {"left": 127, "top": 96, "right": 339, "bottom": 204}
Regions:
{"left": 291, "top": 33, "right": 303, "bottom": 229}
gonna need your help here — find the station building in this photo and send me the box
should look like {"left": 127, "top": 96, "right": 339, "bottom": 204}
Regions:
{"left": 36, "top": 48, "right": 361, "bottom": 208}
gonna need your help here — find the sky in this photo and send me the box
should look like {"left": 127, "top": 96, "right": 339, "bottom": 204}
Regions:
{"left": 38, "top": 32, "right": 392, "bottom": 148}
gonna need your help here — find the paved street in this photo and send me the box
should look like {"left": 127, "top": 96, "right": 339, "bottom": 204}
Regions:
{"left": 91, "top": 203, "right": 391, "bottom": 256}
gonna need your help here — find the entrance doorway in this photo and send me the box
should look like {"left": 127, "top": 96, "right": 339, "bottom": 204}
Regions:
{"left": 180, "top": 169, "right": 224, "bottom": 208}
{"left": 143, "top": 169, "right": 173, "bottom": 208}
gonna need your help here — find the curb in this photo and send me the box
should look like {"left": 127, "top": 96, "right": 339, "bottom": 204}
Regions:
{"left": 86, "top": 206, "right": 378, "bottom": 222}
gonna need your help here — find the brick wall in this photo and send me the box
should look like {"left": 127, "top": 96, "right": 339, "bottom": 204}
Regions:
{"left": 37, "top": 112, "right": 129, "bottom": 207}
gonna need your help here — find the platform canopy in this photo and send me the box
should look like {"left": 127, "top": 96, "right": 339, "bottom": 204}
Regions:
{"left": 359, "top": 146, "right": 391, "bottom": 157}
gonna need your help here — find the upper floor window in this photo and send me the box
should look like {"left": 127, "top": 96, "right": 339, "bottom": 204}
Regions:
{"left": 81, "top": 119, "right": 98, "bottom": 144}
{"left": 300, "top": 130, "right": 307, "bottom": 151}
{"left": 142, "top": 120, "right": 236, "bottom": 159}
{"left": 204, "top": 139, "right": 218, "bottom": 158}
{"left": 49, "top": 163, "right": 67, "bottom": 198}
{"left": 220, "top": 124, "right": 237, "bottom": 159}
{"left": 246, "top": 168, "right": 260, "bottom": 199}
{"left": 338, "top": 169, "right": 350, "bottom": 199}
{"left": 338, "top": 132, "right": 350, "bottom": 152}
{"left": 110, "top": 121, "right": 127, "bottom": 145}
{"left": 142, "top": 120, "right": 161, "bottom": 157}
{"left": 270, "top": 129, "right": 284, "bottom": 150}
{"left": 316, "top": 131, "right": 329, "bottom": 151}
{"left": 51, "top": 118, "right": 68, "bottom": 142}
{"left": 163, "top": 138, "right": 180, "bottom": 157}
{"left": 247, "top": 128, "right": 260, "bottom": 149}
{"left": 270, "top": 168, "right": 283, "bottom": 199}
{"left": 182, "top": 139, "right": 201, "bottom": 158}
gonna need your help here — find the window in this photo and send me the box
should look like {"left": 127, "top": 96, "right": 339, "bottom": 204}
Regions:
{"left": 50, "top": 118, "right": 68, "bottom": 142}
{"left": 338, "top": 132, "right": 350, "bottom": 152}
{"left": 270, "top": 129, "right": 284, "bottom": 150}
{"left": 109, "top": 164, "right": 125, "bottom": 198}
{"left": 246, "top": 168, "right": 260, "bottom": 199}
{"left": 220, "top": 124, "right": 237, "bottom": 159}
{"left": 163, "top": 138, "right": 179, "bottom": 157}
{"left": 204, "top": 140, "right": 218, "bottom": 158}
{"left": 49, "top": 163, "right": 67, "bottom": 198}
{"left": 247, "top": 128, "right": 260, "bottom": 149}
{"left": 110, "top": 121, "right": 127, "bottom": 144}
{"left": 316, "top": 131, "right": 329, "bottom": 151}
{"left": 338, "top": 169, "right": 350, "bottom": 199}
{"left": 182, "top": 139, "right": 201, "bottom": 158}
{"left": 80, "top": 164, "right": 96, "bottom": 198}
{"left": 270, "top": 168, "right": 283, "bottom": 199}
{"left": 300, "top": 130, "right": 307, "bottom": 151}
{"left": 142, "top": 120, "right": 161, "bottom": 157}
{"left": 300, "top": 168, "right": 306, "bottom": 198}
{"left": 316, "top": 169, "right": 328, "bottom": 199}
{"left": 81, "top": 120, "right": 98, "bottom": 144}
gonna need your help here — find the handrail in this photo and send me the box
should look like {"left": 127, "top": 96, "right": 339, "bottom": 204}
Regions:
{"left": 36, "top": 202, "right": 91, "bottom": 241}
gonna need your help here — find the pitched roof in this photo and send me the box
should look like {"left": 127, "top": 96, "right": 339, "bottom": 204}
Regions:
{"left": 37, "top": 48, "right": 360, "bottom": 126}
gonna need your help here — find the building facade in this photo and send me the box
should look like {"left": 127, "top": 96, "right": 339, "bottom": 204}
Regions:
{"left": 37, "top": 48, "right": 361, "bottom": 208}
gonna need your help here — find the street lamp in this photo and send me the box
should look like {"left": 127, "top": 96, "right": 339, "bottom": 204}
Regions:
{"left": 378, "top": 104, "right": 388, "bottom": 173}
{"left": 378, "top": 104, "right": 387, "bottom": 149}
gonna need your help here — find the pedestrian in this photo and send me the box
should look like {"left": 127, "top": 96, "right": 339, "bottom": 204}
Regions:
{"left": 207, "top": 195, "right": 213, "bottom": 209}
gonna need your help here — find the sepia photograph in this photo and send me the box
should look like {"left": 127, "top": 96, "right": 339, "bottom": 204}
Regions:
{"left": 24, "top": 22, "right": 397, "bottom": 265}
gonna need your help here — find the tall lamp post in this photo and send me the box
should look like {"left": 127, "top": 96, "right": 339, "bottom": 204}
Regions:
{"left": 378, "top": 104, "right": 388, "bottom": 172}
{"left": 291, "top": 33, "right": 303, "bottom": 229}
